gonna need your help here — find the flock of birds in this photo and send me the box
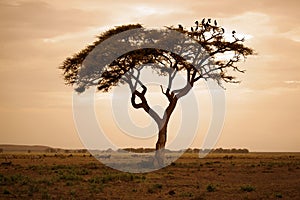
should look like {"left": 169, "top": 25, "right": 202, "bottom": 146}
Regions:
{"left": 178, "top": 19, "right": 236, "bottom": 37}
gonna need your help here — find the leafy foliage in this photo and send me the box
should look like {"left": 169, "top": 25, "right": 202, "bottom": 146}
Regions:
{"left": 60, "top": 20, "right": 254, "bottom": 93}
{"left": 59, "top": 24, "right": 143, "bottom": 89}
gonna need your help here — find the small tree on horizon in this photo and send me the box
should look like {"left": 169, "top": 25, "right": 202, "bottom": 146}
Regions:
{"left": 60, "top": 19, "right": 254, "bottom": 167}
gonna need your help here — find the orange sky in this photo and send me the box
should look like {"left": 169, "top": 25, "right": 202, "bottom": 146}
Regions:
{"left": 0, "top": 0, "right": 299, "bottom": 151}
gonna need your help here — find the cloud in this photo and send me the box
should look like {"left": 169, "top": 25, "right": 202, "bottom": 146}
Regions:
{"left": 42, "top": 26, "right": 110, "bottom": 43}
{"left": 284, "top": 80, "right": 300, "bottom": 84}
{"left": 1, "top": 0, "right": 300, "bottom": 151}
{"left": 0, "top": 1, "right": 111, "bottom": 41}
{"left": 281, "top": 28, "right": 300, "bottom": 42}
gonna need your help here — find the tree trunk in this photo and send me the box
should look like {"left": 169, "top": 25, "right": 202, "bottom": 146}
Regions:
{"left": 153, "top": 98, "right": 177, "bottom": 168}
{"left": 130, "top": 85, "right": 178, "bottom": 168}
{"left": 154, "top": 124, "right": 167, "bottom": 168}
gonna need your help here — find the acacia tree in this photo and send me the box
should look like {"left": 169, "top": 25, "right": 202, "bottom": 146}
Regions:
{"left": 60, "top": 19, "right": 253, "bottom": 167}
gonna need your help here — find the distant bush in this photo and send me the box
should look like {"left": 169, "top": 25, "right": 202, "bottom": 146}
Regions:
{"left": 153, "top": 183, "right": 163, "bottom": 189}
{"left": 148, "top": 183, "right": 163, "bottom": 193}
{"left": 77, "top": 149, "right": 87, "bottom": 153}
{"left": 106, "top": 147, "right": 250, "bottom": 153}
{"left": 46, "top": 148, "right": 56, "bottom": 153}
{"left": 213, "top": 148, "right": 249, "bottom": 153}
{"left": 240, "top": 185, "right": 255, "bottom": 192}
{"left": 3, "top": 188, "right": 11, "bottom": 194}
{"left": 275, "top": 193, "right": 283, "bottom": 198}
{"left": 206, "top": 184, "right": 216, "bottom": 192}
{"left": 122, "top": 147, "right": 156, "bottom": 153}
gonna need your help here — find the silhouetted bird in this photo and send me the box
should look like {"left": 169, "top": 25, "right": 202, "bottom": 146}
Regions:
{"left": 201, "top": 18, "right": 205, "bottom": 25}
{"left": 178, "top": 24, "right": 183, "bottom": 30}
{"left": 232, "top": 30, "right": 236, "bottom": 34}
{"left": 214, "top": 20, "right": 217, "bottom": 26}
{"left": 208, "top": 18, "right": 211, "bottom": 23}
{"left": 191, "top": 27, "right": 194, "bottom": 32}
{"left": 195, "top": 20, "right": 199, "bottom": 31}
{"left": 205, "top": 21, "right": 209, "bottom": 27}
{"left": 221, "top": 28, "right": 225, "bottom": 33}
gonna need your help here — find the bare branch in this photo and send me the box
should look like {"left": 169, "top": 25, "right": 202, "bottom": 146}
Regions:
{"left": 131, "top": 85, "right": 162, "bottom": 124}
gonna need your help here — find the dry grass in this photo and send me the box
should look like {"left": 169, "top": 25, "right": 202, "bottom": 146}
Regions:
{"left": 0, "top": 152, "right": 299, "bottom": 199}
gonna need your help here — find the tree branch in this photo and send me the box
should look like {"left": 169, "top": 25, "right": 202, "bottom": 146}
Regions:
{"left": 131, "top": 85, "right": 162, "bottom": 124}
{"left": 160, "top": 85, "right": 176, "bottom": 102}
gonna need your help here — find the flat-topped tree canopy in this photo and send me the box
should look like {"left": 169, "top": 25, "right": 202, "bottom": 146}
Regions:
{"left": 60, "top": 21, "right": 253, "bottom": 93}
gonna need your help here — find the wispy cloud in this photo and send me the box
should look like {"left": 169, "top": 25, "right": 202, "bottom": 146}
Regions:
{"left": 284, "top": 80, "right": 300, "bottom": 84}
{"left": 43, "top": 26, "right": 110, "bottom": 43}
{"left": 281, "top": 28, "right": 300, "bottom": 42}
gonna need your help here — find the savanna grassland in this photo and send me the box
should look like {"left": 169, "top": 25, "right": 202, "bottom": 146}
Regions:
{"left": 0, "top": 152, "right": 299, "bottom": 199}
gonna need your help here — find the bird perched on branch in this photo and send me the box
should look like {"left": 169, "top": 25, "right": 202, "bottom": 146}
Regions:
{"left": 195, "top": 20, "right": 199, "bottom": 31}
{"left": 178, "top": 24, "right": 183, "bottom": 31}
{"left": 214, "top": 20, "right": 217, "bottom": 26}
{"left": 201, "top": 18, "right": 205, "bottom": 25}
